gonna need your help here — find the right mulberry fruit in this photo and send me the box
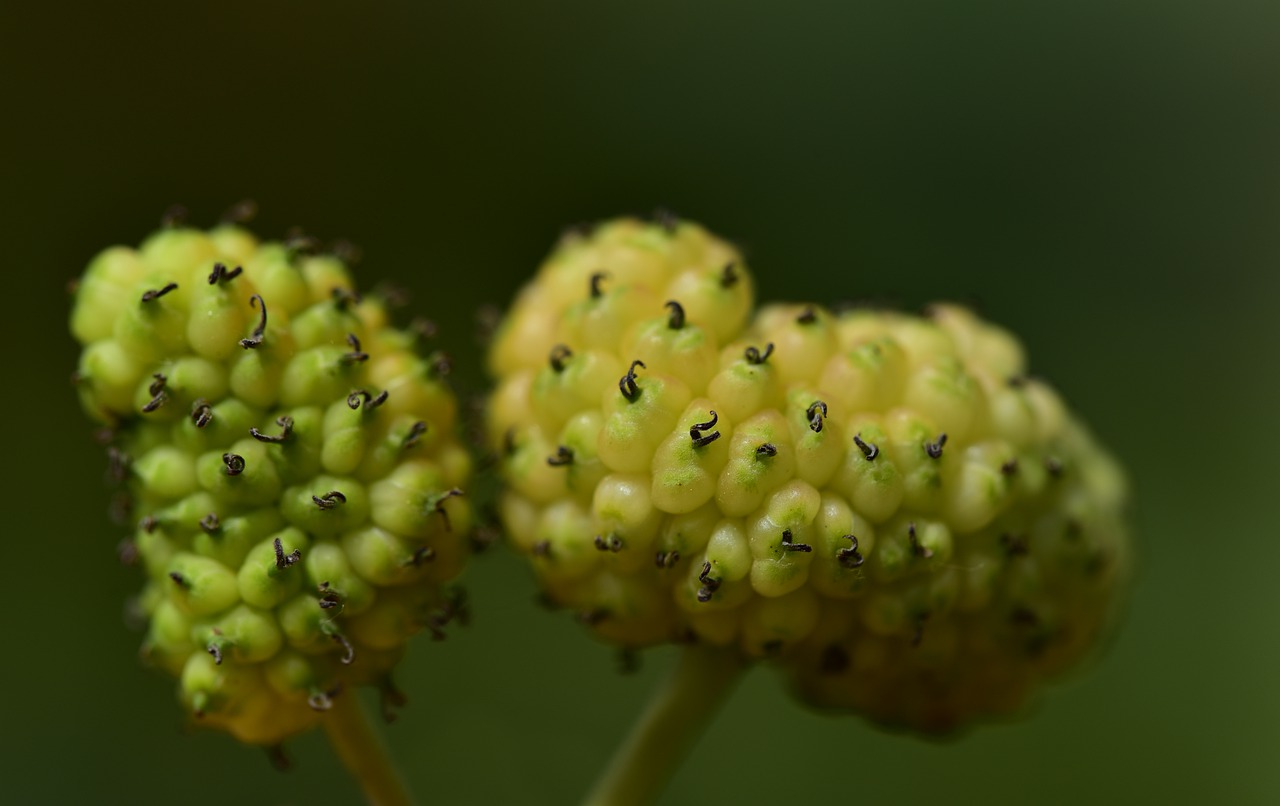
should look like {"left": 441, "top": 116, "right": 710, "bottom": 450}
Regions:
{"left": 487, "top": 215, "right": 1130, "bottom": 734}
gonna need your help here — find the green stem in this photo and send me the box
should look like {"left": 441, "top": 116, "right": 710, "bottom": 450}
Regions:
{"left": 585, "top": 645, "right": 745, "bottom": 806}
{"left": 323, "top": 691, "right": 416, "bottom": 806}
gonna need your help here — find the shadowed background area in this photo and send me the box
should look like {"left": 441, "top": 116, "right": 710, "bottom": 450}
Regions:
{"left": 1, "top": 1, "right": 1277, "bottom": 803}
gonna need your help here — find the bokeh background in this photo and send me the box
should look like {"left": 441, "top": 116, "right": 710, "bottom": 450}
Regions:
{"left": 2, "top": 1, "right": 1277, "bottom": 804}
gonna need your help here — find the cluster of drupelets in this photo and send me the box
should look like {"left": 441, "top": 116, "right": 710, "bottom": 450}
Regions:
{"left": 487, "top": 218, "right": 1129, "bottom": 732}
{"left": 70, "top": 213, "right": 473, "bottom": 746}
{"left": 69, "top": 208, "right": 1130, "bottom": 777}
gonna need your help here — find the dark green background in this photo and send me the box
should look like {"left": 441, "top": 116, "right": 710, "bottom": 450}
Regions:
{"left": 2, "top": 1, "right": 1276, "bottom": 803}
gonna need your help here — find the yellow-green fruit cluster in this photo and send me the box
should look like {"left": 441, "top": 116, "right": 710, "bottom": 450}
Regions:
{"left": 488, "top": 217, "right": 1130, "bottom": 734}
{"left": 71, "top": 223, "right": 472, "bottom": 745}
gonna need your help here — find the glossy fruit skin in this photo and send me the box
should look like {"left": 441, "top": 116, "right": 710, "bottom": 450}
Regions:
{"left": 488, "top": 217, "right": 1130, "bottom": 734}
{"left": 71, "top": 224, "right": 472, "bottom": 745}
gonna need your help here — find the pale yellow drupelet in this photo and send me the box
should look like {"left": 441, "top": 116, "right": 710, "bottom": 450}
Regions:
{"left": 488, "top": 216, "right": 1130, "bottom": 734}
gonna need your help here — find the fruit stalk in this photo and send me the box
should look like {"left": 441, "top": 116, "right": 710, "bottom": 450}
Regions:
{"left": 324, "top": 692, "right": 415, "bottom": 806}
{"left": 584, "top": 646, "right": 744, "bottom": 806}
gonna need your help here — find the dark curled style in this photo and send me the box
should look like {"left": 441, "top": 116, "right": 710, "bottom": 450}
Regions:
{"left": 744, "top": 343, "right": 774, "bottom": 365}
{"left": 141, "top": 282, "right": 178, "bottom": 303}
{"left": 925, "top": 433, "right": 948, "bottom": 459}
{"left": 908, "top": 522, "right": 933, "bottom": 559}
{"left": 312, "top": 490, "right": 347, "bottom": 510}
{"left": 250, "top": 416, "right": 294, "bottom": 443}
{"left": 589, "top": 272, "right": 608, "bottom": 299}
{"left": 696, "top": 561, "right": 721, "bottom": 602}
{"left": 549, "top": 344, "right": 573, "bottom": 372}
{"left": 347, "top": 389, "right": 388, "bottom": 410}
{"left": 837, "top": 535, "right": 864, "bottom": 568}
{"left": 274, "top": 537, "right": 301, "bottom": 569}
{"left": 619, "top": 360, "right": 646, "bottom": 402}
{"left": 240, "top": 295, "right": 267, "bottom": 348}
{"left": 190, "top": 399, "right": 213, "bottom": 428}
{"left": 807, "top": 400, "right": 827, "bottom": 433}
{"left": 342, "top": 333, "right": 369, "bottom": 363}
{"left": 207, "top": 262, "right": 243, "bottom": 285}
{"left": 402, "top": 421, "right": 428, "bottom": 449}
{"left": 665, "top": 300, "right": 686, "bottom": 329}
{"left": 689, "top": 411, "right": 721, "bottom": 448}
{"left": 853, "top": 434, "right": 878, "bottom": 461}
{"left": 780, "top": 529, "right": 812, "bottom": 553}
{"left": 594, "top": 534, "right": 624, "bottom": 552}
{"left": 546, "top": 446, "right": 575, "bottom": 466}
{"left": 430, "top": 488, "right": 464, "bottom": 533}
{"left": 141, "top": 374, "right": 168, "bottom": 413}
{"left": 720, "top": 262, "right": 739, "bottom": 288}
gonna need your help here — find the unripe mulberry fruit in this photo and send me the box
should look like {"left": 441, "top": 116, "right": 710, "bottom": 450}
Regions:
{"left": 488, "top": 215, "right": 1130, "bottom": 735}
{"left": 71, "top": 215, "right": 473, "bottom": 746}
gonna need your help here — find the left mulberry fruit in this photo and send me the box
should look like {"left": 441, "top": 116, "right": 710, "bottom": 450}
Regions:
{"left": 70, "top": 216, "right": 473, "bottom": 746}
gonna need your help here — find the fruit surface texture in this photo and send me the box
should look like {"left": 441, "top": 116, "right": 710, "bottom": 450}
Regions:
{"left": 71, "top": 221, "right": 472, "bottom": 745}
{"left": 488, "top": 216, "right": 1130, "bottom": 733}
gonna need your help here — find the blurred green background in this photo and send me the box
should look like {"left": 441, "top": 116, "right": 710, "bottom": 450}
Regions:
{"left": 2, "top": 1, "right": 1277, "bottom": 803}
